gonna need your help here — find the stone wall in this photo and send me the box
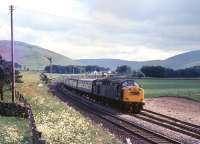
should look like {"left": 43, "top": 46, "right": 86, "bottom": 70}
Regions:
{"left": 0, "top": 102, "right": 28, "bottom": 118}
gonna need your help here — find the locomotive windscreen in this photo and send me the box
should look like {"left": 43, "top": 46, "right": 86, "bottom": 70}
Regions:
{"left": 122, "top": 80, "right": 139, "bottom": 87}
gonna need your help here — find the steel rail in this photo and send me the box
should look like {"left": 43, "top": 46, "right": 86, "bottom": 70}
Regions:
{"left": 58, "top": 85, "right": 181, "bottom": 144}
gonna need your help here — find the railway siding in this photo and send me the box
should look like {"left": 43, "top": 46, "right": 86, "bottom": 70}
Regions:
{"left": 120, "top": 113, "right": 200, "bottom": 144}
{"left": 134, "top": 110, "right": 200, "bottom": 139}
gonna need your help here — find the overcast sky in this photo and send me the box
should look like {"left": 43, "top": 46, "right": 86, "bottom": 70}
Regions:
{"left": 0, "top": 0, "right": 200, "bottom": 61}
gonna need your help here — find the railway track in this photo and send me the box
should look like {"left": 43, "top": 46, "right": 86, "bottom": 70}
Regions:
{"left": 57, "top": 85, "right": 181, "bottom": 144}
{"left": 132, "top": 109, "right": 200, "bottom": 140}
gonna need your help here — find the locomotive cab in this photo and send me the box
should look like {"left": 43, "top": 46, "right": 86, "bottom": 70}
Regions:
{"left": 121, "top": 80, "right": 144, "bottom": 113}
{"left": 122, "top": 80, "right": 144, "bottom": 102}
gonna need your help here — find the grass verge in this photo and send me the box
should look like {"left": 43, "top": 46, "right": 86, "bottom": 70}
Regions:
{"left": 17, "top": 72, "right": 121, "bottom": 144}
{"left": 0, "top": 87, "right": 32, "bottom": 144}
{"left": 0, "top": 116, "right": 32, "bottom": 144}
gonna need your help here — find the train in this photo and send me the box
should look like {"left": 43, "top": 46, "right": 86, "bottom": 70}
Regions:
{"left": 62, "top": 77, "right": 144, "bottom": 113}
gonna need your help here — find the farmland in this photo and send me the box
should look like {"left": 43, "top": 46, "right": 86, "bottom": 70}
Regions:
{"left": 136, "top": 78, "right": 200, "bottom": 101}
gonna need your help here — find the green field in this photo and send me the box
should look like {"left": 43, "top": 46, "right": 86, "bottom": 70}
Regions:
{"left": 136, "top": 79, "right": 200, "bottom": 101}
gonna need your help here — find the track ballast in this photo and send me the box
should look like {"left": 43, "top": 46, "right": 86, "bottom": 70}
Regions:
{"left": 57, "top": 84, "right": 182, "bottom": 144}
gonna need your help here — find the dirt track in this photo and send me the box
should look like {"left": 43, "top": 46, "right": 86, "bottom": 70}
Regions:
{"left": 144, "top": 97, "right": 200, "bottom": 125}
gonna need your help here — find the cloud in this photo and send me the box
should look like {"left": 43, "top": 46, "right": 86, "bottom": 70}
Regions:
{"left": 0, "top": 0, "right": 200, "bottom": 61}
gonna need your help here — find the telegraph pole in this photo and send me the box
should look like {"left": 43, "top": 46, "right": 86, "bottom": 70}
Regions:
{"left": 9, "top": 5, "right": 15, "bottom": 102}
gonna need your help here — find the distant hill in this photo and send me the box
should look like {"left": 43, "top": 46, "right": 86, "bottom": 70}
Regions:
{"left": 162, "top": 50, "right": 200, "bottom": 69}
{"left": 0, "top": 40, "right": 76, "bottom": 70}
{"left": 76, "top": 50, "right": 200, "bottom": 70}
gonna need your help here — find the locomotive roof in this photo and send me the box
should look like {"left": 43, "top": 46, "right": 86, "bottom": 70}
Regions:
{"left": 64, "top": 77, "right": 96, "bottom": 81}
{"left": 64, "top": 77, "right": 135, "bottom": 84}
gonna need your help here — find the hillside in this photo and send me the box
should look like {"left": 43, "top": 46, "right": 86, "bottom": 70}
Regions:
{"left": 1, "top": 40, "right": 199, "bottom": 70}
{"left": 75, "top": 59, "right": 161, "bottom": 70}
{"left": 163, "top": 50, "right": 200, "bottom": 69}
{"left": 0, "top": 40, "right": 76, "bottom": 70}
{"left": 76, "top": 50, "right": 200, "bottom": 70}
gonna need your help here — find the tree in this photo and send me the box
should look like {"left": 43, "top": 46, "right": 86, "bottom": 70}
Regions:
{"left": 141, "top": 65, "right": 200, "bottom": 78}
{"left": 141, "top": 66, "right": 173, "bottom": 78}
{"left": 132, "top": 70, "right": 145, "bottom": 78}
{"left": 44, "top": 65, "right": 109, "bottom": 74}
{"left": 0, "top": 56, "right": 9, "bottom": 100}
{"left": 0, "top": 56, "right": 22, "bottom": 100}
{"left": 136, "top": 71, "right": 145, "bottom": 78}
{"left": 116, "top": 65, "right": 132, "bottom": 75}
{"left": 0, "top": 66, "right": 4, "bottom": 100}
